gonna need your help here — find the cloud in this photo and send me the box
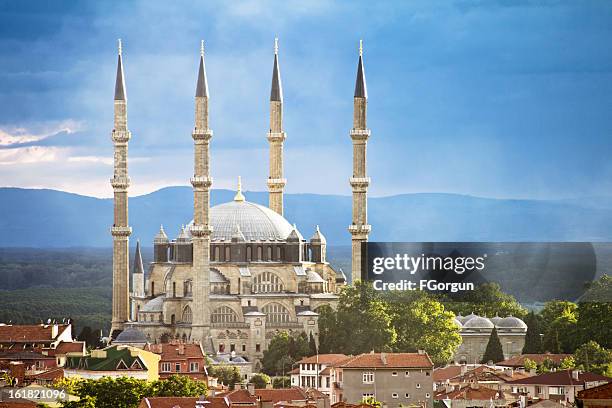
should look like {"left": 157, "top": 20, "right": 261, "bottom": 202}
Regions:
{"left": 0, "top": 146, "right": 63, "bottom": 165}
{"left": 0, "top": 120, "right": 84, "bottom": 147}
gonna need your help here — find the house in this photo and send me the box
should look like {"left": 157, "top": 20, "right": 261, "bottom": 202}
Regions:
{"left": 254, "top": 386, "right": 329, "bottom": 408}
{"left": 331, "top": 352, "right": 434, "bottom": 408}
{"left": 439, "top": 364, "right": 533, "bottom": 392}
{"left": 26, "top": 367, "right": 64, "bottom": 385}
{"left": 434, "top": 383, "right": 512, "bottom": 408}
{"left": 0, "top": 323, "right": 73, "bottom": 352}
{"left": 291, "top": 354, "right": 349, "bottom": 396}
{"left": 504, "top": 370, "right": 612, "bottom": 404}
{"left": 576, "top": 381, "right": 612, "bottom": 408}
{"left": 64, "top": 345, "right": 160, "bottom": 381}
{"left": 145, "top": 342, "right": 208, "bottom": 381}
{"left": 498, "top": 354, "right": 572, "bottom": 369}
{"left": 47, "top": 341, "right": 87, "bottom": 367}
{"left": 209, "top": 352, "right": 253, "bottom": 382}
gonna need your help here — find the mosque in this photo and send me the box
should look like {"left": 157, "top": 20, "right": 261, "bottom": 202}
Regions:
{"left": 108, "top": 39, "right": 372, "bottom": 366}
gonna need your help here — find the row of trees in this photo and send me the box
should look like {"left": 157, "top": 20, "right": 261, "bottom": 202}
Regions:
{"left": 261, "top": 331, "right": 317, "bottom": 376}
{"left": 53, "top": 375, "right": 207, "bottom": 408}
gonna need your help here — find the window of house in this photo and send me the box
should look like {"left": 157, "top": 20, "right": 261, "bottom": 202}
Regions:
{"left": 405, "top": 393, "right": 411, "bottom": 399}
{"left": 362, "top": 393, "right": 374, "bottom": 399}
{"left": 190, "top": 362, "right": 199, "bottom": 372}
{"left": 242, "top": 344, "right": 246, "bottom": 352}
{"left": 392, "top": 393, "right": 398, "bottom": 399}
{"left": 362, "top": 372, "right": 374, "bottom": 384}
{"left": 536, "top": 386, "right": 543, "bottom": 394}
{"left": 549, "top": 387, "right": 565, "bottom": 395}
{"left": 426, "top": 393, "right": 431, "bottom": 398}
{"left": 326, "top": 377, "right": 330, "bottom": 388}
{"left": 405, "top": 371, "right": 410, "bottom": 377}
{"left": 392, "top": 372, "right": 398, "bottom": 376}
{"left": 161, "top": 362, "right": 171, "bottom": 372}
{"left": 175, "top": 362, "right": 181, "bottom": 372}
{"left": 416, "top": 383, "right": 421, "bottom": 389}
{"left": 256, "top": 343, "right": 261, "bottom": 352}
{"left": 426, "top": 371, "right": 430, "bottom": 376}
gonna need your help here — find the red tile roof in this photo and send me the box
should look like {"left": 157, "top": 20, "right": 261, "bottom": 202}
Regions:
{"left": 498, "top": 354, "right": 572, "bottom": 368}
{"left": 339, "top": 353, "right": 433, "bottom": 369}
{"left": 506, "top": 370, "right": 612, "bottom": 386}
{"left": 578, "top": 381, "right": 612, "bottom": 400}
{"left": 433, "top": 365, "right": 465, "bottom": 382}
{"left": 255, "top": 387, "right": 308, "bottom": 403}
{"left": 138, "top": 396, "right": 229, "bottom": 408}
{"left": 0, "top": 324, "right": 70, "bottom": 343}
{"left": 297, "top": 354, "right": 348, "bottom": 365}
{"left": 53, "top": 341, "right": 86, "bottom": 355}
{"left": 435, "top": 385, "right": 504, "bottom": 401}
{"left": 27, "top": 367, "right": 64, "bottom": 381}
{"left": 145, "top": 342, "right": 205, "bottom": 360}
{"left": 0, "top": 400, "right": 38, "bottom": 408}
{"left": 221, "top": 389, "right": 258, "bottom": 404}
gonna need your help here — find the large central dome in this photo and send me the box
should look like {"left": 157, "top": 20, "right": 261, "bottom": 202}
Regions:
{"left": 190, "top": 200, "right": 294, "bottom": 241}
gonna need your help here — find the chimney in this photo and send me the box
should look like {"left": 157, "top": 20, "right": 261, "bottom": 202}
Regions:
{"left": 247, "top": 382, "right": 255, "bottom": 395}
{"left": 381, "top": 353, "right": 387, "bottom": 365}
{"left": 418, "top": 349, "right": 426, "bottom": 355}
{"left": 572, "top": 370, "right": 580, "bottom": 381}
{"left": 178, "top": 344, "right": 185, "bottom": 355}
{"left": 461, "top": 365, "right": 468, "bottom": 375}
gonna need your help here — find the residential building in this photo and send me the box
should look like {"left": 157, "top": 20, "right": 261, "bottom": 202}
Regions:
{"left": 504, "top": 370, "right": 612, "bottom": 404}
{"left": 0, "top": 323, "right": 73, "bottom": 352}
{"left": 145, "top": 341, "right": 208, "bottom": 381}
{"left": 577, "top": 381, "right": 612, "bottom": 408}
{"left": 436, "top": 364, "right": 533, "bottom": 392}
{"left": 209, "top": 352, "right": 253, "bottom": 382}
{"left": 331, "top": 352, "right": 434, "bottom": 408}
{"left": 435, "top": 383, "right": 512, "bottom": 408}
{"left": 291, "top": 354, "right": 349, "bottom": 395}
{"left": 64, "top": 345, "right": 160, "bottom": 381}
{"left": 497, "top": 354, "right": 572, "bottom": 369}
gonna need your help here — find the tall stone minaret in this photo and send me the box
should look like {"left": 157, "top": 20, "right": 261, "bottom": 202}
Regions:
{"left": 190, "top": 41, "right": 213, "bottom": 342}
{"left": 349, "top": 40, "right": 372, "bottom": 284}
{"left": 110, "top": 39, "right": 132, "bottom": 335}
{"left": 267, "top": 37, "right": 287, "bottom": 216}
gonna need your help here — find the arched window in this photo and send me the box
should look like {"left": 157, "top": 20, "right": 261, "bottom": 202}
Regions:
{"left": 246, "top": 246, "right": 252, "bottom": 261}
{"left": 214, "top": 246, "right": 220, "bottom": 261}
{"left": 182, "top": 306, "right": 192, "bottom": 323}
{"left": 172, "top": 282, "right": 176, "bottom": 297}
{"left": 225, "top": 246, "right": 231, "bottom": 262}
{"left": 262, "top": 303, "right": 290, "bottom": 324}
{"left": 211, "top": 306, "right": 238, "bottom": 324}
{"left": 253, "top": 272, "right": 284, "bottom": 293}
{"left": 171, "top": 314, "right": 176, "bottom": 325}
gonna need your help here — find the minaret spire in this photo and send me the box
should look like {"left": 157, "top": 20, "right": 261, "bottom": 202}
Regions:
{"left": 110, "top": 39, "right": 132, "bottom": 335}
{"left": 234, "top": 176, "right": 245, "bottom": 202}
{"left": 349, "top": 40, "right": 372, "bottom": 285}
{"left": 267, "top": 37, "right": 287, "bottom": 215}
{"left": 190, "top": 40, "right": 213, "bottom": 343}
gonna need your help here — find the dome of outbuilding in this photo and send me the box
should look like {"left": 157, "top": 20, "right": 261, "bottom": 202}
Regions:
{"left": 453, "top": 317, "right": 463, "bottom": 328}
{"left": 490, "top": 316, "right": 503, "bottom": 326}
{"left": 115, "top": 326, "right": 147, "bottom": 344}
{"left": 458, "top": 313, "right": 478, "bottom": 324}
{"left": 188, "top": 200, "right": 295, "bottom": 241}
{"left": 497, "top": 316, "right": 527, "bottom": 330}
{"left": 463, "top": 315, "right": 494, "bottom": 329}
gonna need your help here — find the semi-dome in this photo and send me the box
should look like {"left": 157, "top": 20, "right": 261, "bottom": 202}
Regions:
{"left": 458, "top": 313, "right": 478, "bottom": 324}
{"left": 188, "top": 200, "right": 295, "bottom": 241}
{"left": 463, "top": 315, "right": 494, "bottom": 329}
{"left": 497, "top": 316, "right": 527, "bottom": 330}
{"left": 115, "top": 326, "right": 147, "bottom": 344}
{"left": 141, "top": 295, "right": 164, "bottom": 312}
{"left": 453, "top": 317, "right": 463, "bottom": 328}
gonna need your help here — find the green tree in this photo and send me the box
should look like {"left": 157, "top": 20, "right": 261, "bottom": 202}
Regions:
{"left": 64, "top": 377, "right": 151, "bottom": 408}
{"left": 523, "top": 358, "right": 537, "bottom": 371}
{"left": 262, "top": 332, "right": 295, "bottom": 376}
{"left": 560, "top": 356, "right": 576, "bottom": 370}
{"left": 481, "top": 327, "right": 505, "bottom": 363}
{"left": 317, "top": 305, "right": 338, "bottom": 354}
{"left": 522, "top": 311, "right": 543, "bottom": 353}
{"left": 577, "top": 275, "right": 612, "bottom": 348}
{"left": 61, "top": 396, "right": 97, "bottom": 408}
{"left": 272, "top": 377, "right": 291, "bottom": 388}
{"left": 150, "top": 375, "right": 207, "bottom": 397}
{"left": 361, "top": 396, "right": 382, "bottom": 408}
{"left": 574, "top": 341, "right": 612, "bottom": 375}
{"left": 212, "top": 366, "right": 242, "bottom": 389}
{"left": 293, "top": 332, "right": 310, "bottom": 360}
{"left": 250, "top": 373, "right": 271, "bottom": 389}
{"left": 387, "top": 293, "right": 461, "bottom": 365}
{"left": 308, "top": 332, "right": 318, "bottom": 356}
{"left": 444, "top": 283, "right": 527, "bottom": 318}
{"left": 540, "top": 300, "right": 578, "bottom": 353}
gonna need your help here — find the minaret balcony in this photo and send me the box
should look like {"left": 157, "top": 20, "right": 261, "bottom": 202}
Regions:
{"left": 190, "top": 224, "right": 213, "bottom": 237}
{"left": 350, "top": 129, "right": 371, "bottom": 141}
{"left": 349, "top": 177, "right": 370, "bottom": 189}
{"left": 267, "top": 131, "right": 287, "bottom": 142}
{"left": 111, "top": 226, "right": 132, "bottom": 237}
{"left": 111, "top": 130, "right": 131, "bottom": 143}
{"left": 190, "top": 176, "right": 213, "bottom": 188}
{"left": 110, "top": 176, "right": 130, "bottom": 190}
{"left": 192, "top": 129, "right": 213, "bottom": 141}
{"left": 267, "top": 178, "right": 287, "bottom": 191}
{"left": 348, "top": 224, "right": 371, "bottom": 235}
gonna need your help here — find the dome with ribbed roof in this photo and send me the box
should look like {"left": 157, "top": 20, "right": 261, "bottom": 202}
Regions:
{"left": 497, "top": 316, "right": 527, "bottom": 330}
{"left": 188, "top": 200, "right": 295, "bottom": 241}
{"left": 463, "top": 315, "right": 494, "bottom": 329}
{"left": 115, "top": 326, "right": 147, "bottom": 344}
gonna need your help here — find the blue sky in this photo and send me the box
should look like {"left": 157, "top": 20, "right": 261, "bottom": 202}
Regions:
{"left": 0, "top": 1, "right": 611, "bottom": 199}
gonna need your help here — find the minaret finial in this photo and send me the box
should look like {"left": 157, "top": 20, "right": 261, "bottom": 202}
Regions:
{"left": 274, "top": 37, "right": 279, "bottom": 55}
{"left": 234, "top": 176, "right": 245, "bottom": 201}
{"left": 359, "top": 39, "right": 363, "bottom": 57}
{"left": 200, "top": 40, "right": 205, "bottom": 57}
{"left": 118, "top": 38, "right": 122, "bottom": 56}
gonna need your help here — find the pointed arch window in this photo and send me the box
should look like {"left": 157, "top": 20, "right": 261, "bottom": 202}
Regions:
{"left": 253, "top": 271, "right": 284, "bottom": 293}
{"left": 211, "top": 306, "right": 238, "bottom": 324}
{"left": 262, "top": 302, "right": 290, "bottom": 324}
{"left": 182, "top": 306, "right": 193, "bottom": 323}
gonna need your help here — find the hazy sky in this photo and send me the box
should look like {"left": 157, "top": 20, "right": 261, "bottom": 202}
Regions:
{"left": 1, "top": 1, "right": 611, "bottom": 199}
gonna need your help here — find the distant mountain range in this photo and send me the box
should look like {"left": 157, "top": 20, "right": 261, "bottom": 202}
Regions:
{"left": 1, "top": 187, "right": 612, "bottom": 247}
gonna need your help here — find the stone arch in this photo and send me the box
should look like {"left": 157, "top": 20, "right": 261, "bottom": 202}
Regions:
{"left": 182, "top": 305, "right": 193, "bottom": 323}
{"left": 262, "top": 302, "right": 290, "bottom": 324}
{"left": 253, "top": 271, "right": 284, "bottom": 293}
{"left": 211, "top": 305, "right": 239, "bottom": 324}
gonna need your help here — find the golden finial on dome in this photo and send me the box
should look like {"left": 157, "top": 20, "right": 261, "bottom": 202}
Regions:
{"left": 234, "top": 176, "right": 245, "bottom": 202}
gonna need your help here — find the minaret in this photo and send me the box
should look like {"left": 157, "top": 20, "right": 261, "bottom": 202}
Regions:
{"left": 190, "top": 40, "right": 213, "bottom": 342}
{"left": 267, "top": 37, "right": 287, "bottom": 216}
{"left": 348, "top": 40, "right": 371, "bottom": 284}
{"left": 131, "top": 240, "right": 144, "bottom": 320}
{"left": 110, "top": 39, "right": 132, "bottom": 335}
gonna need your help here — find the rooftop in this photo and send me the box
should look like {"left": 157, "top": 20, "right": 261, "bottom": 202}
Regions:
{"left": 339, "top": 352, "right": 433, "bottom": 369}
{"left": 506, "top": 370, "right": 612, "bottom": 386}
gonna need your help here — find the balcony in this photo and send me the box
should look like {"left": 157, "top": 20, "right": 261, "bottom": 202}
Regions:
{"left": 266, "top": 321, "right": 304, "bottom": 329}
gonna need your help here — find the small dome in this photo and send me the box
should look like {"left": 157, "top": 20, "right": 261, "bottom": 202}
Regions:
{"left": 141, "top": 295, "right": 164, "bottom": 312}
{"left": 490, "top": 316, "right": 503, "bottom": 325}
{"left": 115, "top": 327, "right": 147, "bottom": 344}
{"left": 497, "top": 316, "right": 527, "bottom": 330}
{"left": 287, "top": 224, "right": 303, "bottom": 242}
{"left": 154, "top": 225, "right": 169, "bottom": 243}
{"left": 310, "top": 226, "right": 326, "bottom": 244}
{"left": 177, "top": 225, "right": 191, "bottom": 242}
{"left": 458, "top": 313, "right": 478, "bottom": 324}
{"left": 453, "top": 318, "right": 463, "bottom": 328}
{"left": 463, "top": 316, "right": 494, "bottom": 329}
{"left": 307, "top": 270, "right": 325, "bottom": 283}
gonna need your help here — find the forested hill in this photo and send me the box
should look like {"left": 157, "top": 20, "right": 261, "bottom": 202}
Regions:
{"left": 2, "top": 187, "right": 612, "bottom": 247}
